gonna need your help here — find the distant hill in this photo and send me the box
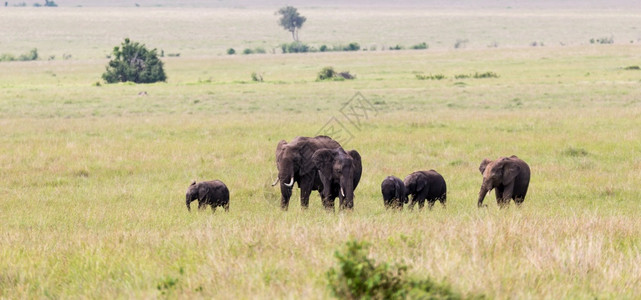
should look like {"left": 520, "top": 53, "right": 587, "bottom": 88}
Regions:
{"left": 18, "top": 0, "right": 641, "bottom": 9}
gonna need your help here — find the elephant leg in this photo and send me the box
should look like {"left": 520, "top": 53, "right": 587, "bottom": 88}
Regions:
{"left": 494, "top": 187, "right": 504, "bottom": 205}
{"left": 198, "top": 201, "right": 206, "bottom": 210}
{"left": 440, "top": 197, "right": 447, "bottom": 209}
{"left": 514, "top": 194, "right": 525, "bottom": 206}
{"left": 211, "top": 205, "right": 216, "bottom": 213}
{"left": 500, "top": 182, "right": 515, "bottom": 208}
{"left": 408, "top": 195, "right": 416, "bottom": 210}
{"left": 416, "top": 195, "right": 426, "bottom": 210}
{"left": 299, "top": 177, "right": 313, "bottom": 209}
{"left": 223, "top": 202, "right": 229, "bottom": 212}
{"left": 323, "top": 196, "right": 335, "bottom": 212}
{"left": 427, "top": 200, "right": 436, "bottom": 210}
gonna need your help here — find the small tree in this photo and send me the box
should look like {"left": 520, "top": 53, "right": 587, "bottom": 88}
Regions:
{"left": 102, "top": 38, "right": 166, "bottom": 84}
{"left": 276, "top": 6, "right": 306, "bottom": 42}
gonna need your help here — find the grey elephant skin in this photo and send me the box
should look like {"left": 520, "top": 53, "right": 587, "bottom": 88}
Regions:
{"left": 477, "top": 155, "right": 530, "bottom": 208}
{"left": 185, "top": 180, "right": 230, "bottom": 212}
{"left": 404, "top": 170, "right": 447, "bottom": 210}
{"left": 275, "top": 136, "right": 343, "bottom": 210}
{"left": 381, "top": 176, "right": 406, "bottom": 209}
{"left": 312, "top": 148, "right": 362, "bottom": 211}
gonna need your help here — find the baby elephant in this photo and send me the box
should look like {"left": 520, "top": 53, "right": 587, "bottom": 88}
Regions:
{"left": 404, "top": 170, "right": 447, "bottom": 210}
{"left": 185, "top": 180, "right": 230, "bottom": 212}
{"left": 478, "top": 155, "right": 530, "bottom": 208}
{"left": 381, "top": 176, "right": 407, "bottom": 209}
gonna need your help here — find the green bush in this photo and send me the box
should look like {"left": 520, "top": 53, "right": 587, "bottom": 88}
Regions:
{"left": 327, "top": 240, "right": 482, "bottom": 300}
{"left": 251, "top": 72, "right": 263, "bottom": 82}
{"left": 319, "top": 45, "right": 329, "bottom": 52}
{"left": 410, "top": 42, "right": 428, "bottom": 50}
{"left": 317, "top": 66, "right": 336, "bottom": 80}
{"left": 0, "top": 48, "right": 38, "bottom": 62}
{"left": 102, "top": 38, "right": 166, "bottom": 84}
{"left": 18, "top": 48, "right": 38, "bottom": 61}
{"left": 624, "top": 65, "right": 640, "bottom": 70}
{"left": 281, "top": 42, "right": 310, "bottom": 53}
{"left": 416, "top": 73, "right": 446, "bottom": 80}
{"left": 243, "top": 48, "right": 254, "bottom": 55}
{"left": 227, "top": 48, "right": 236, "bottom": 55}
{"left": 473, "top": 71, "right": 499, "bottom": 78}
{"left": 389, "top": 44, "right": 404, "bottom": 50}
{"left": 345, "top": 42, "right": 360, "bottom": 51}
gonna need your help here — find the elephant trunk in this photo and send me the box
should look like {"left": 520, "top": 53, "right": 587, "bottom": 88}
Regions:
{"left": 186, "top": 195, "right": 192, "bottom": 212}
{"left": 477, "top": 183, "right": 491, "bottom": 208}
{"left": 340, "top": 177, "right": 355, "bottom": 210}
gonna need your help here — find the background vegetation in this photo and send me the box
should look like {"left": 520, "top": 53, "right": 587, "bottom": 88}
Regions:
{"left": 1, "top": 2, "right": 641, "bottom": 299}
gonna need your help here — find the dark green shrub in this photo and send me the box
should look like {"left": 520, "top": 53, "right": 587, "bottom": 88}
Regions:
{"left": 0, "top": 48, "right": 38, "bottom": 62}
{"left": 389, "top": 44, "right": 403, "bottom": 50}
{"left": 251, "top": 72, "right": 263, "bottom": 82}
{"left": 227, "top": 48, "right": 236, "bottom": 55}
{"left": 327, "top": 240, "right": 406, "bottom": 299}
{"left": 624, "top": 65, "right": 640, "bottom": 70}
{"left": 317, "top": 66, "right": 336, "bottom": 80}
{"left": 281, "top": 42, "right": 310, "bottom": 53}
{"left": 18, "top": 48, "right": 38, "bottom": 61}
{"left": 341, "top": 42, "right": 360, "bottom": 51}
{"left": 243, "top": 48, "right": 254, "bottom": 55}
{"left": 0, "top": 53, "right": 16, "bottom": 62}
{"left": 319, "top": 45, "right": 329, "bottom": 52}
{"left": 416, "top": 73, "right": 446, "bottom": 80}
{"left": 327, "top": 240, "right": 482, "bottom": 300}
{"left": 102, "top": 38, "right": 167, "bottom": 84}
{"left": 410, "top": 42, "right": 428, "bottom": 50}
{"left": 473, "top": 71, "right": 499, "bottom": 78}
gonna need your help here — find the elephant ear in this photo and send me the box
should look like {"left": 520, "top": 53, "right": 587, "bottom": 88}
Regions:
{"left": 312, "top": 149, "right": 336, "bottom": 180}
{"left": 416, "top": 173, "right": 426, "bottom": 192}
{"left": 502, "top": 159, "right": 521, "bottom": 185}
{"left": 275, "top": 140, "right": 288, "bottom": 164}
{"left": 348, "top": 149, "right": 362, "bottom": 189}
{"left": 479, "top": 158, "right": 492, "bottom": 175}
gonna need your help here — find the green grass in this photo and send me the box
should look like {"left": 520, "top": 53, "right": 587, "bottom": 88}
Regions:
{"left": 2, "top": 5, "right": 641, "bottom": 299}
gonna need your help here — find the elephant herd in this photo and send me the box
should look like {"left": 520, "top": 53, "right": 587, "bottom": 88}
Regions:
{"left": 185, "top": 135, "right": 531, "bottom": 212}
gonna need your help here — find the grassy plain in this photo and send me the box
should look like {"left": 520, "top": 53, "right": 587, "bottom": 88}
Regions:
{"left": 1, "top": 5, "right": 641, "bottom": 299}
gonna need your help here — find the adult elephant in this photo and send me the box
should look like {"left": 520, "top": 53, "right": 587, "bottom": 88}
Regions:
{"left": 312, "top": 148, "right": 362, "bottom": 211}
{"left": 477, "top": 155, "right": 531, "bottom": 208}
{"left": 274, "top": 136, "right": 342, "bottom": 210}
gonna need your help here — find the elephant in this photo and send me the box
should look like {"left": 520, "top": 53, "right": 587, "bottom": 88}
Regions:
{"left": 477, "top": 155, "right": 530, "bottom": 208}
{"left": 185, "top": 180, "right": 229, "bottom": 212}
{"left": 274, "top": 136, "right": 343, "bottom": 210}
{"left": 381, "top": 175, "right": 406, "bottom": 210}
{"left": 403, "top": 170, "right": 447, "bottom": 210}
{"left": 312, "top": 148, "right": 362, "bottom": 211}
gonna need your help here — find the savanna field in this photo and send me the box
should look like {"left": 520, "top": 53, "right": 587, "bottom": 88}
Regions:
{"left": 1, "top": 1, "right": 641, "bottom": 298}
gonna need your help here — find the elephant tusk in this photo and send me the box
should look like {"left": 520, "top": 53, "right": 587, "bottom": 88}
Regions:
{"left": 284, "top": 177, "right": 294, "bottom": 187}
{"left": 341, "top": 187, "right": 345, "bottom": 197}
{"left": 271, "top": 178, "right": 280, "bottom": 187}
